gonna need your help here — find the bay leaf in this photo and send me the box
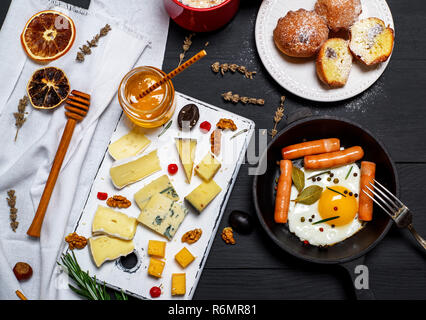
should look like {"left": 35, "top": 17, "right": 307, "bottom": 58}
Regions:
{"left": 291, "top": 167, "right": 305, "bottom": 193}
{"left": 294, "top": 185, "right": 323, "bottom": 205}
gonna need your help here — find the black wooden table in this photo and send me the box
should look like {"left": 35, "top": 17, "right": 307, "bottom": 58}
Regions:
{"left": 1, "top": 0, "right": 425, "bottom": 300}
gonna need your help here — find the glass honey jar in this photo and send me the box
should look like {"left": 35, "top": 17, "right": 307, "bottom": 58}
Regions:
{"left": 118, "top": 66, "right": 176, "bottom": 128}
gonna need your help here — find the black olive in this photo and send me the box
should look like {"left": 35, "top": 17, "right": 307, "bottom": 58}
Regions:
{"left": 177, "top": 104, "right": 200, "bottom": 130}
{"left": 228, "top": 210, "right": 254, "bottom": 234}
{"left": 119, "top": 252, "right": 138, "bottom": 270}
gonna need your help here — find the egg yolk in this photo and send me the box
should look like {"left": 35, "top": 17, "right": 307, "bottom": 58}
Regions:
{"left": 318, "top": 186, "right": 358, "bottom": 226}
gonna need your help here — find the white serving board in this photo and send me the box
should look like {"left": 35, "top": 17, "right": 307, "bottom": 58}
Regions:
{"left": 255, "top": 0, "right": 394, "bottom": 102}
{"left": 70, "top": 92, "right": 255, "bottom": 300}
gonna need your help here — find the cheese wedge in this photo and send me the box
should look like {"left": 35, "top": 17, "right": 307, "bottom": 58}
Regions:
{"left": 89, "top": 236, "right": 134, "bottom": 268}
{"left": 108, "top": 128, "right": 151, "bottom": 160}
{"left": 194, "top": 152, "right": 221, "bottom": 181}
{"left": 175, "top": 138, "right": 197, "bottom": 183}
{"left": 134, "top": 175, "right": 179, "bottom": 210}
{"left": 92, "top": 205, "right": 137, "bottom": 240}
{"left": 137, "top": 193, "right": 188, "bottom": 240}
{"left": 110, "top": 150, "right": 161, "bottom": 189}
{"left": 185, "top": 180, "right": 222, "bottom": 213}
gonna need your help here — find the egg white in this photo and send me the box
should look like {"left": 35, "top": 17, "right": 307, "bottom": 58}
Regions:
{"left": 288, "top": 164, "right": 365, "bottom": 246}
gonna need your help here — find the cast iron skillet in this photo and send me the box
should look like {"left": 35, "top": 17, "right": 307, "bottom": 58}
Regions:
{"left": 253, "top": 116, "right": 399, "bottom": 299}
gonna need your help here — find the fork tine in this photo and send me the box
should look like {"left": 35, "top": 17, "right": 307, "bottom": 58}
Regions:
{"left": 362, "top": 189, "right": 395, "bottom": 219}
{"left": 368, "top": 182, "right": 400, "bottom": 210}
{"left": 373, "top": 179, "right": 404, "bottom": 207}
{"left": 364, "top": 185, "right": 396, "bottom": 215}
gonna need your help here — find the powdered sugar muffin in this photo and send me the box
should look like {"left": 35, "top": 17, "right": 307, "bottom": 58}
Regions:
{"left": 273, "top": 9, "right": 329, "bottom": 58}
{"left": 315, "top": 0, "right": 362, "bottom": 32}
{"left": 349, "top": 17, "right": 394, "bottom": 66}
{"left": 316, "top": 38, "right": 353, "bottom": 87}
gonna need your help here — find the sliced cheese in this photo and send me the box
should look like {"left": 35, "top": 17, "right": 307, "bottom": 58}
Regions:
{"left": 134, "top": 175, "right": 179, "bottom": 210}
{"left": 89, "top": 236, "right": 134, "bottom": 268}
{"left": 175, "top": 138, "right": 197, "bottom": 183}
{"left": 137, "top": 193, "right": 188, "bottom": 240}
{"left": 108, "top": 128, "right": 151, "bottom": 160}
{"left": 185, "top": 180, "right": 222, "bottom": 213}
{"left": 194, "top": 152, "right": 221, "bottom": 181}
{"left": 110, "top": 150, "right": 161, "bottom": 189}
{"left": 92, "top": 205, "right": 137, "bottom": 240}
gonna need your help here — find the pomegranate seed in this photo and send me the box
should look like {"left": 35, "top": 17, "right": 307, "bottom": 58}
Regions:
{"left": 200, "top": 121, "right": 211, "bottom": 132}
{"left": 97, "top": 192, "right": 108, "bottom": 200}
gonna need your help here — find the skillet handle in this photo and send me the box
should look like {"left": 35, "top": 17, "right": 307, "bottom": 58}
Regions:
{"left": 340, "top": 256, "right": 375, "bottom": 300}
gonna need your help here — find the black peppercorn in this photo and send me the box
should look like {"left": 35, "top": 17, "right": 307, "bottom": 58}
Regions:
{"left": 333, "top": 178, "right": 339, "bottom": 184}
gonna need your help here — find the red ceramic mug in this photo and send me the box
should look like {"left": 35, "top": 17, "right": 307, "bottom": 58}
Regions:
{"left": 163, "top": 0, "right": 240, "bottom": 32}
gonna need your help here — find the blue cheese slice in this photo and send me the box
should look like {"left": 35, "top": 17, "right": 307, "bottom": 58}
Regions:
{"left": 137, "top": 193, "right": 188, "bottom": 240}
{"left": 110, "top": 150, "right": 161, "bottom": 189}
{"left": 134, "top": 175, "right": 179, "bottom": 210}
{"left": 108, "top": 128, "right": 151, "bottom": 160}
{"left": 89, "top": 236, "right": 134, "bottom": 268}
{"left": 92, "top": 205, "right": 137, "bottom": 240}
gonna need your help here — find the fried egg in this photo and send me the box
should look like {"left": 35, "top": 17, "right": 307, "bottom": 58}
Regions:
{"left": 288, "top": 164, "right": 364, "bottom": 246}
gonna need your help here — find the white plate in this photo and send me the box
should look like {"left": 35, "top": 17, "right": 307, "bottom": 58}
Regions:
{"left": 69, "top": 92, "right": 254, "bottom": 300}
{"left": 255, "top": 0, "right": 394, "bottom": 102}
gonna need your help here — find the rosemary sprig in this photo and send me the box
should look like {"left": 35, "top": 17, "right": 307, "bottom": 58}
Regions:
{"left": 58, "top": 251, "right": 128, "bottom": 300}
{"left": 158, "top": 120, "right": 172, "bottom": 137}
{"left": 312, "top": 216, "right": 340, "bottom": 225}
{"left": 345, "top": 166, "right": 353, "bottom": 180}
{"left": 326, "top": 187, "right": 346, "bottom": 197}
{"left": 308, "top": 171, "right": 331, "bottom": 180}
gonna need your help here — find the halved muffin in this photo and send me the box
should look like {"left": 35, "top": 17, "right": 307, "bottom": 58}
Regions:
{"left": 316, "top": 38, "right": 353, "bottom": 87}
{"left": 349, "top": 17, "right": 394, "bottom": 66}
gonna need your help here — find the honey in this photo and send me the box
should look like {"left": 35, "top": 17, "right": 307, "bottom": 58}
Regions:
{"left": 118, "top": 66, "right": 176, "bottom": 128}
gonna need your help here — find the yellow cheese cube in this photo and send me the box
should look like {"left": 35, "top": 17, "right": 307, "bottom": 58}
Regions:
{"left": 195, "top": 152, "right": 221, "bottom": 181}
{"left": 171, "top": 273, "right": 186, "bottom": 295}
{"left": 175, "top": 247, "right": 195, "bottom": 268}
{"left": 148, "top": 258, "right": 165, "bottom": 278}
{"left": 148, "top": 240, "right": 166, "bottom": 258}
{"left": 185, "top": 180, "right": 222, "bottom": 213}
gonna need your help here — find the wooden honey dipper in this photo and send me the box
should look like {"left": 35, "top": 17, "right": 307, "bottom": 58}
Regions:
{"left": 137, "top": 49, "right": 207, "bottom": 100}
{"left": 27, "top": 90, "right": 90, "bottom": 238}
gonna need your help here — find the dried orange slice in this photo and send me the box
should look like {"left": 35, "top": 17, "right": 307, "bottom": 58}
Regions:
{"left": 21, "top": 10, "right": 76, "bottom": 62}
{"left": 27, "top": 67, "right": 70, "bottom": 109}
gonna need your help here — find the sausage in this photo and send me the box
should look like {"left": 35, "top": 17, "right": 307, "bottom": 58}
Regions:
{"left": 281, "top": 138, "right": 340, "bottom": 160}
{"left": 304, "top": 146, "right": 364, "bottom": 170}
{"left": 274, "top": 160, "right": 293, "bottom": 224}
{"left": 359, "top": 161, "right": 376, "bottom": 221}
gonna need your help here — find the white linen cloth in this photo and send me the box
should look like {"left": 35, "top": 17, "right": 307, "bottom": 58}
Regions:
{"left": 0, "top": 0, "right": 170, "bottom": 300}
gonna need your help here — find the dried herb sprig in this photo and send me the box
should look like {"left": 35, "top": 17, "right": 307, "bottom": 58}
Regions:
{"left": 58, "top": 251, "right": 128, "bottom": 300}
{"left": 13, "top": 96, "right": 29, "bottom": 142}
{"left": 178, "top": 33, "right": 195, "bottom": 67}
{"left": 6, "top": 190, "right": 18, "bottom": 232}
{"left": 270, "top": 96, "right": 286, "bottom": 138}
{"left": 222, "top": 91, "right": 264, "bottom": 106}
{"left": 211, "top": 62, "right": 256, "bottom": 79}
{"left": 76, "top": 24, "right": 112, "bottom": 62}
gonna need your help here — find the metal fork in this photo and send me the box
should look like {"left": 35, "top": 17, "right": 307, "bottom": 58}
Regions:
{"left": 363, "top": 179, "right": 426, "bottom": 251}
